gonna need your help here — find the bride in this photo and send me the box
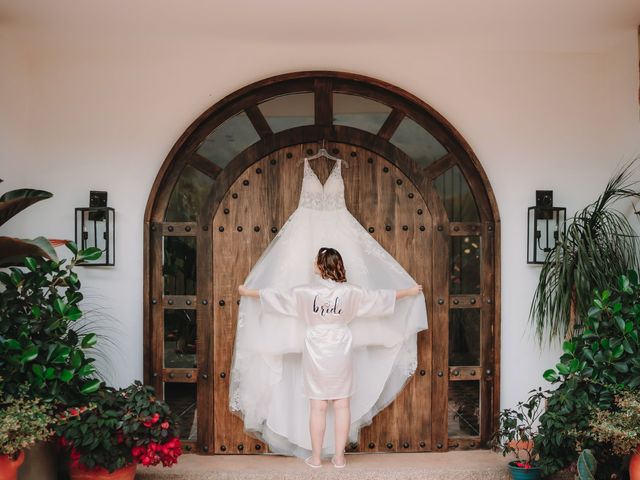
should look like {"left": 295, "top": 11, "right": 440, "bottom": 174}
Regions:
{"left": 229, "top": 150, "right": 428, "bottom": 459}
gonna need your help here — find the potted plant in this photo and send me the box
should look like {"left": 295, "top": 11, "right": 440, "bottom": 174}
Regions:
{"left": 56, "top": 381, "right": 182, "bottom": 479}
{"left": 535, "top": 272, "right": 640, "bottom": 477}
{"left": 0, "top": 392, "right": 56, "bottom": 480}
{"left": 1, "top": 182, "right": 108, "bottom": 480}
{"left": 492, "top": 388, "right": 546, "bottom": 479}
{"left": 589, "top": 389, "right": 640, "bottom": 480}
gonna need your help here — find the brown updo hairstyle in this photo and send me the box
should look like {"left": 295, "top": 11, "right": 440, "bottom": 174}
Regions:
{"left": 316, "top": 247, "right": 347, "bottom": 283}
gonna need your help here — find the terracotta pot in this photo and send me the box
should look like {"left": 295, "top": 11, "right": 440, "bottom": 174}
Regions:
{"left": 630, "top": 446, "right": 640, "bottom": 480}
{"left": 0, "top": 451, "right": 25, "bottom": 480}
{"left": 69, "top": 463, "right": 136, "bottom": 480}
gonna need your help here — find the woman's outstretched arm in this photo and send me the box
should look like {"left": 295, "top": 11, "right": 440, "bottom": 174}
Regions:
{"left": 238, "top": 285, "right": 260, "bottom": 297}
{"left": 396, "top": 285, "right": 423, "bottom": 299}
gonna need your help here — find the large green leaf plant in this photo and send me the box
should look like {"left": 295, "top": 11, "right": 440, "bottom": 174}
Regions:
{"left": 535, "top": 271, "right": 640, "bottom": 477}
{"left": 0, "top": 180, "right": 104, "bottom": 403}
{"left": 0, "top": 244, "right": 103, "bottom": 403}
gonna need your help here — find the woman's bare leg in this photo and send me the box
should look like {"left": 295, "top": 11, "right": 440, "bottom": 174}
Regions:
{"left": 332, "top": 397, "right": 350, "bottom": 466}
{"left": 309, "top": 399, "right": 328, "bottom": 465}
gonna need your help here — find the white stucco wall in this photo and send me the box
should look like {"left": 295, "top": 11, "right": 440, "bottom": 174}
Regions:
{"left": 1, "top": 23, "right": 639, "bottom": 410}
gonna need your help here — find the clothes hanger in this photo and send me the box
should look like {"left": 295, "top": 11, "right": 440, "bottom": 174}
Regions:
{"left": 296, "top": 140, "right": 349, "bottom": 167}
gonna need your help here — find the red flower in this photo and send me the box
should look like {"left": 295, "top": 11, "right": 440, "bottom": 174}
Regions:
{"left": 151, "top": 413, "right": 160, "bottom": 424}
{"left": 131, "top": 446, "right": 144, "bottom": 457}
{"left": 160, "top": 421, "right": 169, "bottom": 430}
{"left": 143, "top": 419, "right": 153, "bottom": 427}
{"left": 69, "top": 408, "right": 79, "bottom": 416}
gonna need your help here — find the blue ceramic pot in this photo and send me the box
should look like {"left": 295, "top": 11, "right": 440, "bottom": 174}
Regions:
{"left": 507, "top": 461, "right": 541, "bottom": 480}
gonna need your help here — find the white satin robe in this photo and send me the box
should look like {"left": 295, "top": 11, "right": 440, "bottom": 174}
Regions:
{"left": 260, "top": 277, "right": 396, "bottom": 400}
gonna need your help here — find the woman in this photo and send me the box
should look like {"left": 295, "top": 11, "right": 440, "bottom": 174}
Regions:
{"left": 239, "top": 247, "right": 422, "bottom": 468}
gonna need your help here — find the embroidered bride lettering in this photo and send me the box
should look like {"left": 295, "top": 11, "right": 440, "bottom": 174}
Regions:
{"left": 312, "top": 295, "right": 343, "bottom": 316}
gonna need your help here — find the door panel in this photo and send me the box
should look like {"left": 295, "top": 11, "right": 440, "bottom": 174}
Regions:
{"left": 212, "top": 142, "right": 433, "bottom": 453}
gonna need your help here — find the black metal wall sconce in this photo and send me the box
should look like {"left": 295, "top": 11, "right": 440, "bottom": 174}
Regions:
{"left": 75, "top": 191, "right": 115, "bottom": 266}
{"left": 527, "top": 190, "right": 566, "bottom": 264}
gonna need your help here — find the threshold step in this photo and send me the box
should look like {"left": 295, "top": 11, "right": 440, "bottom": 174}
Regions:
{"left": 136, "top": 450, "right": 511, "bottom": 480}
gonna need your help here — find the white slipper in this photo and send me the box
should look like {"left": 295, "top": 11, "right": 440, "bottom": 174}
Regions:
{"left": 331, "top": 456, "right": 347, "bottom": 468}
{"left": 305, "top": 457, "right": 322, "bottom": 468}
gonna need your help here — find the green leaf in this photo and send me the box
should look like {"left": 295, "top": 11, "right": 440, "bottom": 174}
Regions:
{"left": 66, "top": 241, "right": 78, "bottom": 255}
{"left": 53, "top": 298, "right": 66, "bottom": 315}
{"left": 628, "top": 375, "right": 640, "bottom": 388}
{"left": 71, "top": 350, "right": 83, "bottom": 369}
{"left": 24, "top": 256, "right": 37, "bottom": 271}
{"left": 562, "top": 341, "right": 576, "bottom": 355}
{"left": 556, "top": 363, "right": 571, "bottom": 375}
{"left": 569, "top": 358, "right": 581, "bottom": 373}
{"left": 31, "top": 363, "right": 44, "bottom": 378}
{"left": 615, "top": 316, "right": 626, "bottom": 333}
{"left": 3, "top": 339, "right": 21, "bottom": 350}
{"left": 50, "top": 345, "right": 71, "bottom": 363}
{"left": 81, "top": 333, "right": 97, "bottom": 348}
{"left": 77, "top": 364, "right": 95, "bottom": 377}
{"left": 577, "top": 449, "right": 596, "bottom": 480}
{"left": 543, "top": 369, "right": 558, "bottom": 382}
{"left": 612, "top": 344, "right": 624, "bottom": 359}
{"left": 613, "top": 362, "right": 629, "bottom": 373}
{"left": 582, "top": 348, "right": 594, "bottom": 362}
{"left": 78, "top": 247, "right": 103, "bottom": 262}
{"left": 79, "top": 379, "right": 101, "bottom": 395}
{"left": 19, "top": 345, "right": 38, "bottom": 363}
{"left": 59, "top": 369, "right": 74, "bottom": 382}
{"left": 65, "top": 306, "right": 82, "bottom": 321}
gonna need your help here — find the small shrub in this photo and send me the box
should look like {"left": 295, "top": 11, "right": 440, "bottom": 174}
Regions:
{"left": 0, "top": 391, "right": 55, "bottom": 458}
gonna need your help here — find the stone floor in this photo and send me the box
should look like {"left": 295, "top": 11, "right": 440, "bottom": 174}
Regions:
{"left": 136, "top": 450, "right": 512, "bottom": 480}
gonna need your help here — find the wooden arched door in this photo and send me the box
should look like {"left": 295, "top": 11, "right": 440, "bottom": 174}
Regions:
{"left": 212, "top": 143, "right": 433, "bottom": 453}
{"left": 144, "top": 71, "right": 500, "bottom": 456}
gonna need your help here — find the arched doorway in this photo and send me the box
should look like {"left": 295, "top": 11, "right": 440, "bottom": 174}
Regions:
{"left": 144, "top": 71, "right": 501, "bottom": 455}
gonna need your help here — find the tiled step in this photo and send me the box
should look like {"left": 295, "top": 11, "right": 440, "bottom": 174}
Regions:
{"left": 137, "top": 451, "right": 511, "bottom": 480}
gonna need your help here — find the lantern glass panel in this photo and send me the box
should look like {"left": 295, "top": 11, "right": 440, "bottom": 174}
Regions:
{"left": 528, "top": 207, "right": 566, "bottom": 264}
{"left": 75, "top": 207, "right": 115, "bottom": 265}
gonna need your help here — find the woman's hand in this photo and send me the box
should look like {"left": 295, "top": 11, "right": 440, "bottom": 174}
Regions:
{"left": 396, "top": 285, "right": 423, "bottom": 299}
{"left": 238, "top": 285, "right": 260, "bottom": 298}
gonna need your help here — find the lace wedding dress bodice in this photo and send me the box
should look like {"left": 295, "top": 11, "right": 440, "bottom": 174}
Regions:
{"left": 299, "top": 158, "right": 346, "bottom": 211}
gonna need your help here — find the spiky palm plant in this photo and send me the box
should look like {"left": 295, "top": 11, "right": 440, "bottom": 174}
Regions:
{"left": 530, "top": 161, "right": 640, "bottom": 344}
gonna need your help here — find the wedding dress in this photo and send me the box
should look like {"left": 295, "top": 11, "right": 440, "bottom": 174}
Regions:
{"left": 229, "top": 157, "right": 428, "bottom": 458}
